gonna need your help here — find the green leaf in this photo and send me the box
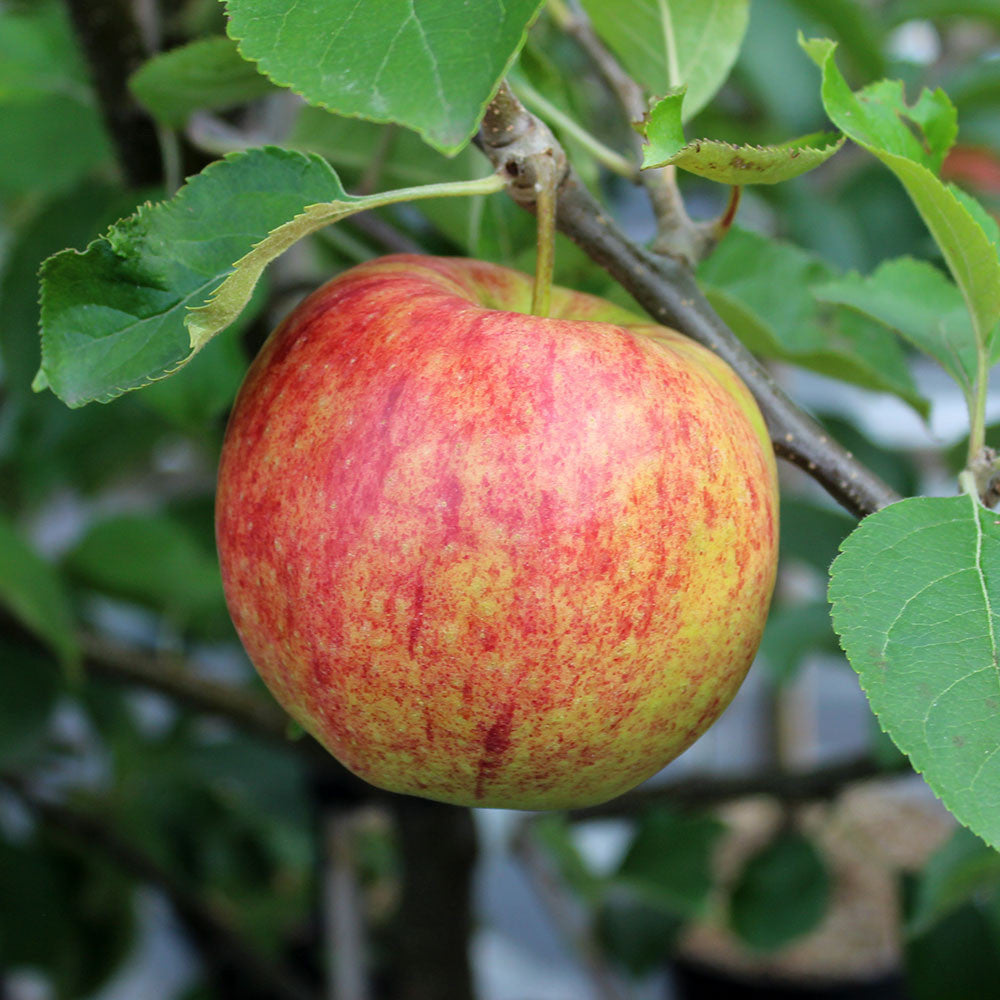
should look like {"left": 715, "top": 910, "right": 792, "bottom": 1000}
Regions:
{"left": 129, "top": 35, "right": 276, "bottom": 126}
{"left": 0, "top": 830, "right": 136, "bottom": 997}
{"left": 0, "top": 639, "right": 62, "bottom": 763}
{"left": 185, "top": 171, "right": 505, "bottom": 351}
{"left": 596, "top": 888, "right": 684, "bottom": 975}
{"left": 532, "top": 815, "right": 605, "bottom": 903}
{"left": 951, "top": 183, "right": 1000, "bottom": 257}
{"left": 759, "top": 602, "right": 840, "bottom": 684}
{"left": 639, "top": 91, "right": 844, "bottom": 181}
{"left": 800, "top": 40, "right": 957, "bottom": 170}
{"left": 580, "top": 0, "right": 749, "bottom": 121}
{"left": 886, "top": 0, "right": 1000, "bottom": 27}
{"left": 699, "top": 228, "right": 928, "bottom": 416}
{"left": 905, "top": 900, "right": 1000, "bottom": 1000}
{"left": 729, "top": 831, "right": 831, "bottom": 951}
{"left": 829, "top": 493, "right": 1000, "bottom": 849}
{"left": 0, "top": 182, "right": 140, "bottom": 401}
{"left": 803, "top": 37, "right": 1000, "bottom": 347}
{"left": 224, "top": 0, "right": 545, "bottom": 155}
{"left": 780, "top": 496, "right": 854, "bottom": 574}
{"left": 64, "top": 514, "right": 229, "bottom": 636}
{"left": 0, "top": 514, "right": 78, "bottom": 670}
{"left": 36, "top": 147, "right": 341, "bottom": 406}
{"left": 140, "top": 277, "right": 268, "bottom": 433}
{"left": 35, "top": 146, "right": 503, "bottom": 407}
{"left": 814, "top": 257, "right": 984, "bottom": 395}
{"left": 0, "top": 3, "right": 110, "bottom": 199}
{"left": 615, "top": 808, "right": 725, "bottom": 917}
{"left": 909, "top": 827, "right": 1000, "bottom": 936}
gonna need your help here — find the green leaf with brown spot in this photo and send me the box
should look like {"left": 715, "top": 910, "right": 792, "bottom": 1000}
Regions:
{"left": 639, "top": 89, "right": 844, "bottom": 182}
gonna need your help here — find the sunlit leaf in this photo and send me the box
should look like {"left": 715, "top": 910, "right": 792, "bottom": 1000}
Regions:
{"left": 639, "top": 90, "right": 843, "bottom": 182}
{"left": 803, "top": 37, "right": 1000, "bottom": 347}
{"left": 580, "top": 0, "right": 749, "bottom": 120}
{"left": 830, "top": 494, "right": 1000, "bottom": 849}
{"left": 224, "top": 0, "right": 545, "bottom": 154}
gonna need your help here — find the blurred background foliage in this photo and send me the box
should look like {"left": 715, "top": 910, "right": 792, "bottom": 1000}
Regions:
{"left": 1, "top": 1, "right": 1000, "bottom": 999}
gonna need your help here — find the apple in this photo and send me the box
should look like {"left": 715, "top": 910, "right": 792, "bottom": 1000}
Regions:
{"left": 216, "top": 254, "right": 778, "bottom": 809}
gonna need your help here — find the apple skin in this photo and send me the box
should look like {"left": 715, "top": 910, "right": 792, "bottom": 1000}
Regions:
{"left": 216, "top": 254, "right": 778, "bottom": 809}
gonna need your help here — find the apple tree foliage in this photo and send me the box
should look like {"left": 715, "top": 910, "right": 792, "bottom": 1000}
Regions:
{"left": 4, "top": 0, "right": 1000, "bottom": 995}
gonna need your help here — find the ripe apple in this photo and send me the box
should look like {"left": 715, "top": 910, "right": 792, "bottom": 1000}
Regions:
{"left": 216, "top": 254, "right": 778, "bottom": 809}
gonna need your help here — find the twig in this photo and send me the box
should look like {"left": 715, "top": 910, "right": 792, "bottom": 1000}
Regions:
{"left": 345, "top": 213, "right": 424, "bottom": 256}
{"left": 81, "top": 632, "right": 292, "bottom": 743}
{"left": 356, "top": 125, "right": 398, "bottom": 196}
{"left": 324, "top": 811, "right": 370, "bottom": 1000}
{"left": 554, "top": 0, "right": 713, "bottom": 262}
{"left": 0, "top": 770, "right": 320, "bottom": 1000}
{"left": 63, "top": 0, "right": 162, "bottom": 187}
{"left": 571, "top": 753, "right": 911, "bottom": 821}
{"left": 476, "top": 87, "right": 901, "bottom": 518}
{"left": 514, "top": 824, "right": 627, "bottom": 1000}
{"left": 79, "top": 633, "right": 370, "bottom": 794}
{"left": 549, "top": 0, "right": 645, "bottom": 123}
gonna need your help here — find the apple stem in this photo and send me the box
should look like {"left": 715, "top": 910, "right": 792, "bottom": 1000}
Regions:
{"left": 714, "top": 185, "right": 742, "bottom": 239}
{"left": 532, "top": 153, "right": 559, "bottom": 317}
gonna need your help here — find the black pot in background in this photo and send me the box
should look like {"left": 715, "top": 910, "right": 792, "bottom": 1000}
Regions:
{"left": 671, "top": 960, "right": 910, "bottom": 1000}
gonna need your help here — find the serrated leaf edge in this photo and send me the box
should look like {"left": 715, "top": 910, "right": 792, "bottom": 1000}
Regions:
{"left": 828, "top": 494, "right": 1000, "bottom": 848}
{"left": 222, "top": 0, "right": 546, "bottom": 156}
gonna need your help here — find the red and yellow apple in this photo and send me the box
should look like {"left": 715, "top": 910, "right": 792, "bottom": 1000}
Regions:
{"left": 216, "top": 255, "right": 778, "bottom": 809}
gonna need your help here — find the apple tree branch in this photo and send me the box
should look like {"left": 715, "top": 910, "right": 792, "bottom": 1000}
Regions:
{"left": 0, "top": 769, "right": 320, "bottom": 1000}
{"left": 62, "top": 0, "right": 162, "bottom": 187}
{"left": 476, "top": 83, "right": 901, "bottom": 519}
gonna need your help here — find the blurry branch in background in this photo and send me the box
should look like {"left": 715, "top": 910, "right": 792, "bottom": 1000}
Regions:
{"left": 571, "top": 753, "right": 911, "bottom": 821}
{"left": 514, "top": 824, "right": 627, "bottom": 1000}
{"left": 476, "top": 82, "right": 901, "bottom": 518}
{"left": 79, "top": 632, "right": 369, "bottom": 792}
{"left": 62, "top": 0, "right": 162, "bottom": 186}
{"left": 80, "top": 628, "right": 909, "bottom": 814}
{"left": 81, "top": 632, "right": 290, "bottom": 741}
{"left": 0, "top": 769, "right": 321, "bottom": 1000}
{"left": 323, "top": 811, "right": 370, "bottom": 1000}
{"left": 347, "top": 213, "right": 424, "bottom": 257}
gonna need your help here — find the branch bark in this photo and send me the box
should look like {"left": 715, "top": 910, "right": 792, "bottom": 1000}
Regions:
{"left": 0, "top": 771, "right": 320, "bottom": 1000}
{"left": 80, "top": 632, "right": 370, "bottom": 795}
{"left": 514, "top": 826, "right": 627, "bottom": 1000}
{"left": 389, "top": 800, "right": 477, "bottom": 1000}
{"left": 476, "top": 86, "right": 901, "bottom": 518}
{"left": 75, "top": 631, "right": 909, "bottom": 821}
{"left": 63, "top": 0, "right": 162, "bottom": 187}
{"left": 570, "top": 753, "right": 910, "bottom": 821}
{"left": 553, "top": 1, "right": 718, "bottom": 263}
